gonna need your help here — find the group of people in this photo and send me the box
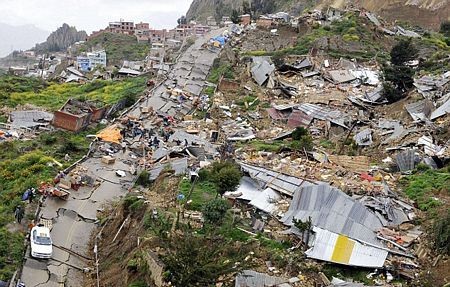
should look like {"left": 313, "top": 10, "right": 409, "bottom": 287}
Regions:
{"left": 120, "top": 116, "right": 178, "bottom": 153}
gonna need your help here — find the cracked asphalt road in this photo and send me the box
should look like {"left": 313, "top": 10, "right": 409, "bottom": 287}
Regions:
{"left": 20, "top": 28, "right": 225, "bottom": 287}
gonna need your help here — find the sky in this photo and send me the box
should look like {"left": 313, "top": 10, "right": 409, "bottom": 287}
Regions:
{"left": 0, "top": 0, "right": 193, "bottom": 33}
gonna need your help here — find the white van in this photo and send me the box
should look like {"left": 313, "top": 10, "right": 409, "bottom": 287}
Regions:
{"left": 30, "top": 226, "right": 53, "bottom": 259}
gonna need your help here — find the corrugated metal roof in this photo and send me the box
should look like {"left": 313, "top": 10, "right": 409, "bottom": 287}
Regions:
{"left": 235, "top": 270, "right": 288, "bottom": 287}
{"left": 305, "top": 227, "right": 388, "bottom": 268}
{"left": 267, "top": 108, "right": 287, "bottom": 121}
{"left": 405, "top": 100, "right": 433, "bottom": 121}
{"left": 272, "top": 103, "right": 300, "bottom": 111}
{"left": 251, "top": 57, "right": 275, "bottom": 86}
{"left": 396, "top": 149, "right": 415, "bottom": 172}
{"left": 297, "top": 103, "right": 349, "bottom": 128}
{"left": 230, "top": 177, "right": 281, "bottom": 214}
{"left": 417, "top": 135, "right": 442, "bottom": 156}
{"left": 365, "top": 12, "right": 381, "bottom": 26}
{"left": 118, "top": 67, "right": 141, "bottom": 75}
{"left": 364, "top": 86, "right": 384, "bottom": 103}
{"left": 240, "top": 162, "right": 317, "bottom": 196}
{"left": 431, "top": 98, "right": 450, "bottom": 120}
{"left": 281, "top": 184, "right": 383, "bottom": 246}
{"left": 328, "top": 70, "right": 356, "bottom": 84}
{"left": 287, "top": 110, "right": 313, "bottom": 128}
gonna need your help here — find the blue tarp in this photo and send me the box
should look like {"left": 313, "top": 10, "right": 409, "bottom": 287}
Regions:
{"left": 21, "top": 190, "right": 31, "bottom": 201}
{"left": 212, "top": 36, "right": 227, "bottom": 46}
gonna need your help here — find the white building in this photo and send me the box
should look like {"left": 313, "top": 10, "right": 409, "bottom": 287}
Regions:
{"left": 87, "top": 50, "right": 107, "bottom": 68}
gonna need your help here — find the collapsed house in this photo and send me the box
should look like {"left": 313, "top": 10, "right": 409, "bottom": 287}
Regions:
{"left": 53, "top": 99, "right": 108, "bottom": 131}
{"left": 226, "top": 162, "right": 418, "bottom": 269}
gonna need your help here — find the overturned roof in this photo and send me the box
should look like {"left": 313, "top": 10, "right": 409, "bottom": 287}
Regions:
{"left": 228, "top": 177, "right": 281, "bottom": 214}
{"left": 396, "top": 149, "right": 416, "bottom": 172}
{"left": 430, "top": 98, "right": 450, "bottom": 120}
{"left": 306, "top": 227, "right": 388, "bottom": 268}
{"left": 328, "top": 70, "right": 356, "bottom": 84}
{"left": 251, "top": 57, "right": 275, "bottom": 86}
{"left": 67, "top": 67, "right": 84, "bottom": 77}
{"left": 281, "top": 184, "right": 384, "bottom": 246}
{"left": 405, "top": 99, "right": 433, "bottom": 121}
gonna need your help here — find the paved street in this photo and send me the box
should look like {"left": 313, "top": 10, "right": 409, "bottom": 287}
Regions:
{"left": 21, "top": 28, "right": 225, "bottom": 287}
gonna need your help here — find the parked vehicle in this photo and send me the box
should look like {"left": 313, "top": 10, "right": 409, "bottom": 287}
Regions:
{"left": 30, "top": 226, "right": 53, "bottom": 259}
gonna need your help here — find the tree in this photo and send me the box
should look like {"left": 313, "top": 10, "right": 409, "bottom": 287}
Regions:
{"left": 231, "top": 9, "right": 241, "bottom": 24}
{"left": 292, "top": 127, "right": 308, "bottom": 141}
{"left": 440, "top": 20, "right": 450, "bottom": 37}
{"left": 290, "top": 127, "right": 314, "bottom": 152}
{"left": 215, "top": 165, "right": 242, "bottom": 195}
{"left": 162, "top": 233, "right": 254, "bottom": 286}
{"left": 382, "top": 39, "right": 418, "bottom": 103}
{"left": 390, "top": 38, "right": 418, "bottom": 66}
{"left": 243, "top": 1, "right": 251, "bottom": 16}
{"left": 202, "top": 161, "right": 242, "bottom": 196}
{"left": 177, "top": 15, "right": 187, "bottom": 25}
{"left": 202, "top": 199, "right": 230, "bottom": 225}
{"left": 293, "top": 216, "right": 312, "bottom": 248}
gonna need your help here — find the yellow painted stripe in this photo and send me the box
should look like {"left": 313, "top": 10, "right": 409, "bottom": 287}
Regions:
{"left": 331, "top": 235, "right": 355, "bottom": 264}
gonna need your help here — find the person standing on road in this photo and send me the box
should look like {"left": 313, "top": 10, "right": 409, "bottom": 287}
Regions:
{"left": 121, "top": 141, "right": 127, "bottom": 153}
{"left": 28, "top": 188, "right": 35, "bottom": 204}
{"left": 14, "top": 206, "right": 24, "bottom": 224}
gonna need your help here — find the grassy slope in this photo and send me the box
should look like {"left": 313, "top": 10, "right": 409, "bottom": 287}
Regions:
{"left": 0, "top": 126, "right": 103, "bottom": 280}
{"left": 79, "top": 32, "right": 149, "bottom": 66}
{"left": 0, "top": 75, "right": 147, "bottom": 110}
{"left": 0, "top": 74, "right": 147, "bottom": 280}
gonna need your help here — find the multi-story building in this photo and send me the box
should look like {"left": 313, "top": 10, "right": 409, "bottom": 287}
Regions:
{"left": 87, "top": 50, "right": 107, "bottom": 68}
{"left": 76, "top": 56, "right": 91, "bottom": 72}
{"left": 135, "top": 22, "right": 150, "bottom": 31}
{"left": 193, "top": 24, "right": 210, "bottom": 36}
{"left": 108, "top": 20, "right": 135, "bottom": 35}
{"left": 148, "top": 29, "right": 168, "bottom": 43}
{"left": 76, "top": 50, "right": 107, "bottom": 71}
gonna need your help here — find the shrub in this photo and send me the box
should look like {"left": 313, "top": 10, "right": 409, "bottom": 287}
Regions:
{"left": 136, "top": 170, "right": 151, "bottom": 187}
{"left": 202, "top": 199, "right": 230, "bottom": 225}
{"left": 292, "top": 127, "right": 308, "bottom": 140}
{"left": 440, "top": 21, "right": 450, "bottom": 37}
{"left": 214, "top": 165, "right": 242, "bottom": 195}
{"left": 291, "top": 127, "right": 313, "bottom": 152}
{"left": 199, "top": 161, "right": 242, "bottom": 196}
{"left": 433, "top": 211, "right": 450, "bottom": 255}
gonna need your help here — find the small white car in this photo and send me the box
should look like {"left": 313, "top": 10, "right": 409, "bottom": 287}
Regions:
{"left": 30, "top": 226, "right": 53, "bottom": 259}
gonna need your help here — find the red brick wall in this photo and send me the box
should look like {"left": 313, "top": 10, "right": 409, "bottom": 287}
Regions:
{"left": 218, "top": 79, "right": 240, "bottom": 92}
{"left": 53, "top": 111, "right": 88, "bottom": 132}
{"left": 256, "top": 18, "right": 274, "bottom": 28}
{"left": 241, "top": 15, "right": 251, "bottom": 26}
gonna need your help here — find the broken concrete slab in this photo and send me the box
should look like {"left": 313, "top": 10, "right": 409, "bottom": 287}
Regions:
{"left": 10, "top": 110, "right": 53, "bottom": 128}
